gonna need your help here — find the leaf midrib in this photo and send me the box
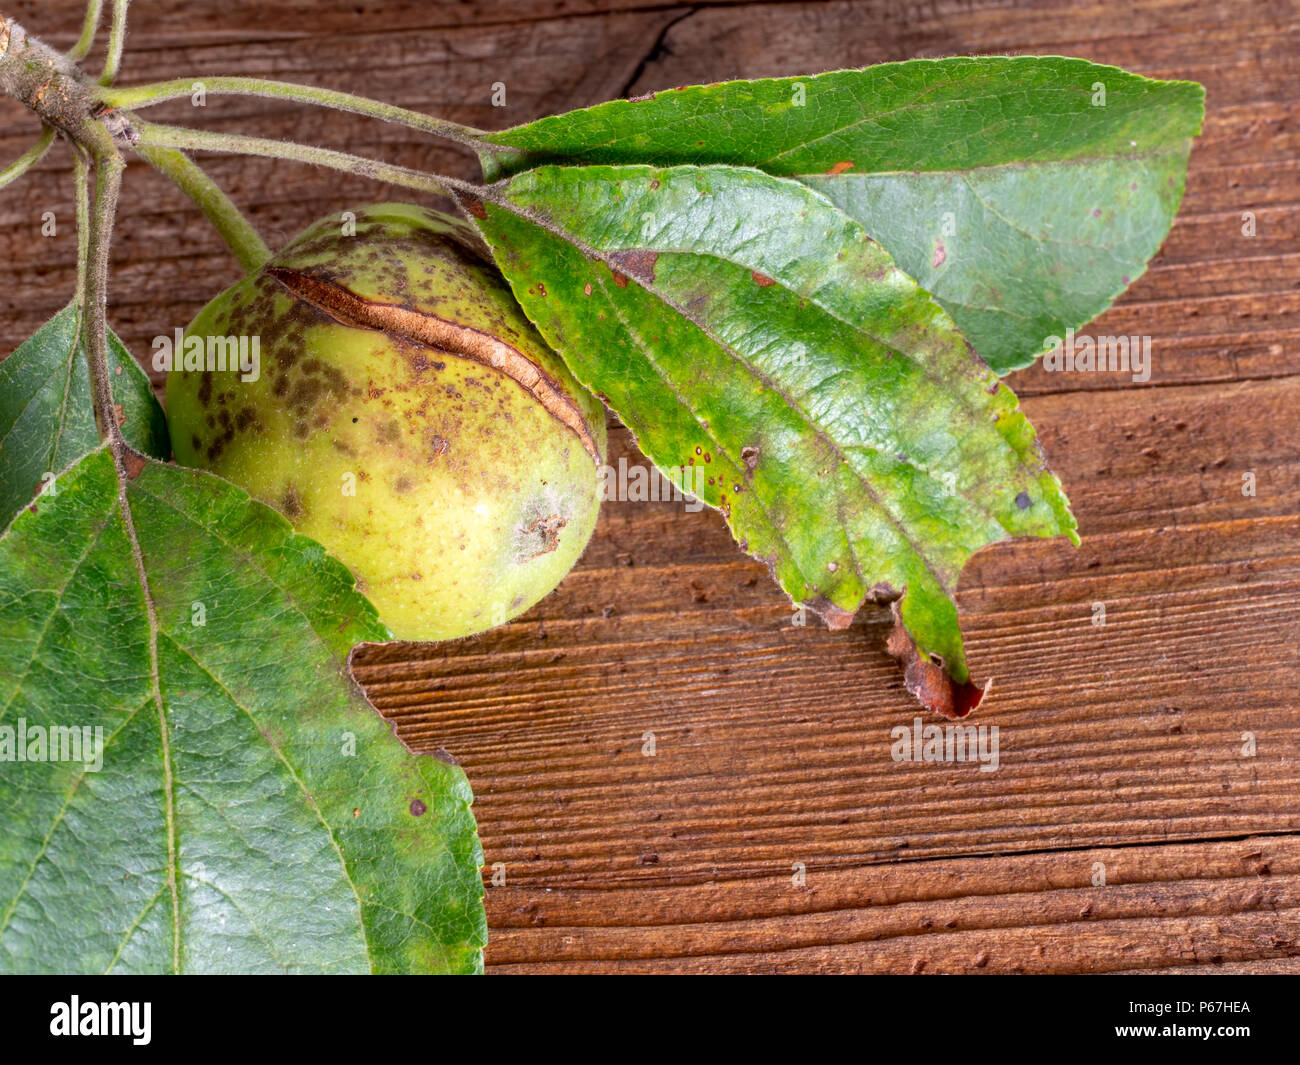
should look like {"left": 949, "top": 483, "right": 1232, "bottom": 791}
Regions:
{"left": 589, "top": 262, "right": 959, "bottom": 604}
{"left": 112, "top": 458, "right": 180, "bottom": 974}
{"left": 158, "top": 628, "right": 373, "bottom": 974}
{"left": 130, "top": 475, "right": 381, "bottom": 972}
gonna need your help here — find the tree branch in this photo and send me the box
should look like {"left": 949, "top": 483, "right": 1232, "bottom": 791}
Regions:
{"left": 0, "top": 16, "right": 119, "bottom": 156}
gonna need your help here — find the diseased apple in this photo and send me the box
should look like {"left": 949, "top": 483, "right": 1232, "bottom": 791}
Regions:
{"left": 167, "top": 203, "right": 606, "bottom": 640}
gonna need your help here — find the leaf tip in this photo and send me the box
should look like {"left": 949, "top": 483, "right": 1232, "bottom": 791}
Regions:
{"left": 804, "top": 595, "right": 856, "bottom": 630}
{"left": 886, "top": 602, "right": 988, "bottom": 719}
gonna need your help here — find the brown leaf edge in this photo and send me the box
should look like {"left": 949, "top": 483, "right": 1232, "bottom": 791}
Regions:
{"left": 885, "top": 601, "right": 990, "bottom": 719}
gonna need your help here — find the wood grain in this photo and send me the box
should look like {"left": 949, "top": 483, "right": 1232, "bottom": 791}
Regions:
{"left": 1, "top": 0, "right": 1297, "bottom": 974}
{"left": 484, "top": 836, "right": 1300, "bottom": 973}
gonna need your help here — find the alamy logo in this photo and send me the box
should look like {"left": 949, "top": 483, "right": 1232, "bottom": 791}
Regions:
{"left": 890, "top": 716, "right": 1000, "bottom": 772}
{"left": 49, "top": 997, "right": 151, "bottom": 1045}
{"left": 1043, "top": 327, "right": 1151, "bottom": 382}
{"left": 597, "top": 457, "right": 705, "bottom": 511}
{"left": 0, "top": 717, "right": 103, "bottom": 772}
{"left": 151, "top": 328, "right": 260, "bottom": 382}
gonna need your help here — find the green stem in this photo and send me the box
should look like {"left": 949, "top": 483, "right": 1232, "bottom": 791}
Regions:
{"left": 68, "top": 0, "right": 104, "bottom": 62}
{"left": 80, "top": 153, "right": 125, "bottom": 442}
{"left": 74, "top": 150, "right": 89, "bottom": 300}
{"left": 133, "top": 120, "right": 485, "bottom": 202}
{"left": 138, "top": 145, "right": 270, "bottom": 273}
{"left": 98, "top": 0, "right": 128, "bottom": 86}
{"left": 0, "top": 125, "right": 55, "bottom": 189}
{"left": 98, "top": 76, "right": 488, "bottom": 150}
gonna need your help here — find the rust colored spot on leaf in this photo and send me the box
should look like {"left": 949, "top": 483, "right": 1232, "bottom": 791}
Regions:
{"left": 885, "top": 602, "right": 988, "bottom": 719}
{"left": 459, "top": 195, "right": 487, "bottom": 220}
{"left": 409, "top": 798, "right": 427, "bottom": 816}
{"left": 610, "top": 249, "right": 659, "bottom": 285}
{"left": 583, "top": 283, "right": 592, "bottom": 296}
{"left": 932, "top": 238, "right": 946, "bottom": 269}
{"left": 826, "top": 161, "right": 855, "bottom": 175}
{"left": 611, "top": 270, "right": 629, "bottom": 288}
{"left": 868, "top": 581, "right": 901, "bottom": 604}
{"left": 121, "top": 451, "right": 147, "bottom": 480}
{"left": 751, "top": 271, "right": 776, "bottom": 287}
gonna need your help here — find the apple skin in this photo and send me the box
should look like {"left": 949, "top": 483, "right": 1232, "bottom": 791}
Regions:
{"left": 167, "top": 203, "right": 606, "bottom": 641}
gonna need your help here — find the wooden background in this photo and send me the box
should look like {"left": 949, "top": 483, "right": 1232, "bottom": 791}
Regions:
{"left": 2, "top": 0, "right": 1296, "bottom": 973}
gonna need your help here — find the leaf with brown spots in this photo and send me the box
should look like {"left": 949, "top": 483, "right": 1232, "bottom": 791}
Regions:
{"left": 470, "top": 163, "right": 1077, "bottom": 712}
{"left": 0, "top": 449, "right": 485, "bottom": 973}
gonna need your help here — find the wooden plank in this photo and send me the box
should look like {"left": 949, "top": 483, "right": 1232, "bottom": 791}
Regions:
{"left": 482, "top": 836, "right": 1300, "bottom": 973}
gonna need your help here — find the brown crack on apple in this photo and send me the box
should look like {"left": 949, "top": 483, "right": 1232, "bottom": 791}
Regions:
{"left": 266, "top": 265, "right": 602, "bottom": 465}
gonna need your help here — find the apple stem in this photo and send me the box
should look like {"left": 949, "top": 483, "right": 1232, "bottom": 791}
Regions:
{"left": 138, "top": 145, "right": 272, "bottom": 273}
{"left": 74, "top": 149, "right": 89, "bottom": 299}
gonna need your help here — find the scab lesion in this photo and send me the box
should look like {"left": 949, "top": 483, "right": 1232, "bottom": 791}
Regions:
{"left": 513, "top": 513, "right": 568, "bottom": 563}
{"left": 280, "top": 485, "right": 304, "bottom": 519}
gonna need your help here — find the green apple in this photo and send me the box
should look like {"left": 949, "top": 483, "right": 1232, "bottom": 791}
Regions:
{"left": 167, "top": 203, "right": 605, "bottom": 641}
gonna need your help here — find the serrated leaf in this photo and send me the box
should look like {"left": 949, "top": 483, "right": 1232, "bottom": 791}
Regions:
{"left": 0, "top": 303, "right": 169, "bottom": 531}
{"left": 479, "top": 56, "right": 1205, "bottom": 374}
{"left": 466, "top": 164, "right": 1077, "bottom": 713}
{"left": 0, "top": 448, "right": 485, "bottom": 973}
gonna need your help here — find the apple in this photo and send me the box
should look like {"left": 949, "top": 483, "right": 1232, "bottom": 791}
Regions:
{"left": 167, "top": 203, "right": 605, "bottom": 640}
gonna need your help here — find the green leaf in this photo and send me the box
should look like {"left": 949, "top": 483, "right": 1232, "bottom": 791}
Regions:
{"left": 0, "top": 303, "right": 169, "bottom": 531}
{"left": 479, "top": 56, "right": 1205, "bottom": 374}
{"left": 466, "top": 164, "right": 1077, "bottom": 713}
{"left": 0, "top": 448, "right": 485, "bottom": 973}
